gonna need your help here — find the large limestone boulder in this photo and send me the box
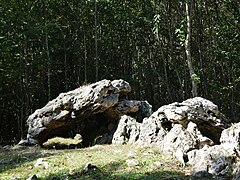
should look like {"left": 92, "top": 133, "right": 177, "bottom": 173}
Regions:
{"left": 187, "top": 122, "right": 240, "bottom": 178}
{"left": 115, "top": 97, "right": 222, "bottom": 159}
{"left": 137, "top": 114, "right": 167, "bottom": 146}
{"left": 220, "top": 123, "right": 240, "bottom": 149}
{"left": 161, "top": 122, "right": 214, "bottom": 156}
{"left": 133, "top": 96, "right": 231, "bottom": 172}
{"left": 188, "top": 145, "right": 236, "bottom": 177}
{"left": 137, "top": 97, "right": 230, "bottom": 145}
{"left": 112, "top": 115, "right": 141, "bottom": 144}
{"left": 21, "top": 79, "right": 151, "bottom": 145}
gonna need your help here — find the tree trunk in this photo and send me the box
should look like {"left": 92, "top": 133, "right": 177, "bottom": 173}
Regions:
{"left": 45, "top": 30, "right": 51, "bottom": 101}
{"left": 41, "top": 0, "right": 51, "bottom": 100}
{"left": 63, "top": 34, "right": 68, "bottom": 91}
{"left": 195, "top": 1, "right": 208, "bottom": 97}
{"left": 94, "top": 0, "right": 98, "bottom": 81}
{"left": 185, "top": 0, "right": 198, "bottom": 97}
{"left": 84, "top": 32, "right": 87, "bottom": 83}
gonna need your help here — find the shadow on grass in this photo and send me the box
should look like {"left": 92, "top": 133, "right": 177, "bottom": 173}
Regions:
{"left": 0, "top": 145, "right": 193, "bottom": 179}
{"left": 42, "top": 160, "right": 190, "bottom": 180}
{"left": 0, "top": 145, "right": 57, "bottom": 174}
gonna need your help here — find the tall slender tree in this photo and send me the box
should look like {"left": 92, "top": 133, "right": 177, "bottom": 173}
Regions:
{"left": 94, "top": 0, "right": 99, "bottom": 81}
{"left": 185, "top": 0, "right": 198, "bottom": 97}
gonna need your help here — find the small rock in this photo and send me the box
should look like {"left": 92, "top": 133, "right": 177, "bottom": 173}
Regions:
{"left": 175, "top": 148, "right": 186, "bottom": 166}
{"left": 74, "top": 134, "right": 82, "bottom": 141}
{"left": 127, "top": 151, "right": 136, "bottom": 158}
{"left": 208, "top": 156, "right": 228, "bottom": 175}
{"left": 27, "top": 174, "right": 38, "bottom": 180}
{"left": 153, "top": 161, "right": 163, "bottom": 167}
{"left": 34, "top": 158, "right": 50, "bottom": 169}
{"left": 83, "top": 163, "right": 97, "bottom": 174}
{"left": 220, "top": 122, "right": 240, "bottom": 149}
{"left": 94, "top": 133, "right": 109, "bottom": 144}
{"left": 126, "top": 159, "right": 139, "bottom": 167}
{"left": 3, "top": 145, "right": 11, "bottom": 150}
{"left": 18, "top": 138, "right": 38, "bottom": 146}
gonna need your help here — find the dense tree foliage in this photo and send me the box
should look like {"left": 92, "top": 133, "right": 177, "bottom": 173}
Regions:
{"left": 1, "top": 0, "right": 240, "bottom": 143}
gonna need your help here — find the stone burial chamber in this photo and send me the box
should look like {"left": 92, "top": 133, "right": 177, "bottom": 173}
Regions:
{"left": 19, "top": 79, "right": 240, "bottom": 178}
{"left": 19, "top": 79, "right": 152, "bottom": 147}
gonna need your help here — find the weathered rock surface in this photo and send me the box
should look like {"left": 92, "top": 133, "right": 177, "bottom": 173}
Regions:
{"left": 137, "top": 97, "right": 230, "bottom": 145}
{"left": 188, "top": 145, "right": 233, "bottom": 175}
{"left": 129, "top": 96, "right": 233, "bottom": 178}
{"left": 162, "top": 122, "right": 214, "bottom": 156}
{"left": 112, "top": 115, "right": 141, "bottom": 144}
{"left": 220, "top": 123, "right": 240, "bottom": 149}
{"left": 187, "top": 122, "right": 240, "bottom": 178}
{"left": 111, "top": 97, "right": 228, "bottom": 160}
{"left": 22, "top": 79, "right": 151, "bottom": 145}
{"left": 34, "top": 158, "right": 50, "bottom": 169}
{"left": 137, "top": 114, "right": 167, "bottom": 146}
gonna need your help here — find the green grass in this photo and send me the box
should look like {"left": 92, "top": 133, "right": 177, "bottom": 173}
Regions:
{"left": 0, "top": 144, "right": 191, "bottom": 179}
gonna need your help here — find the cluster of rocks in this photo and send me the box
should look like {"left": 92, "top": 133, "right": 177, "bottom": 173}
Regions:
{"left": 112, "top": 97, "right": 240, "bottom": 179}
{"left": 19, "top": 79, "right": 240, "bottom": 178}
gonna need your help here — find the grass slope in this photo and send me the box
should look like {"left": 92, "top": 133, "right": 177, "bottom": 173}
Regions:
{"left": 0, "top": 144, "right": 191, "bottom": 180}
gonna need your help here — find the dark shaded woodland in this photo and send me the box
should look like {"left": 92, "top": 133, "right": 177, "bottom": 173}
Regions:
{"left": 1, "top": 0, "right": 240, "bottom": 143}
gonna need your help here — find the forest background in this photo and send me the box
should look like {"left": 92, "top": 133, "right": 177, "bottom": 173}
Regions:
{"left": 0, "top": 0, "right": 239, "bottom": 144}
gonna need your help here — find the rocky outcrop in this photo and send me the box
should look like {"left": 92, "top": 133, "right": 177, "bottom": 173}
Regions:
{"left": 112, "top": 96, "right": 237, "bottom": 178}
{"left": 113, "top": 115, "right": 215, "bottom": 164}
{"left": 21, "top": 79, "right": 152, "bottom": 146}
{"left": 137, "top": 97, "right": 230, "bottom": 145}
{"left": 113, "top": 97, "right": 227, "bottom": 152}
{"left": 161, "top": 122, "right": 214, "bottom": 155}
{"left": 188, "top": 122, "right": 240, "bottom": 178}
{"left": 188, "top": 145, "right": 236, "bottom": 177}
